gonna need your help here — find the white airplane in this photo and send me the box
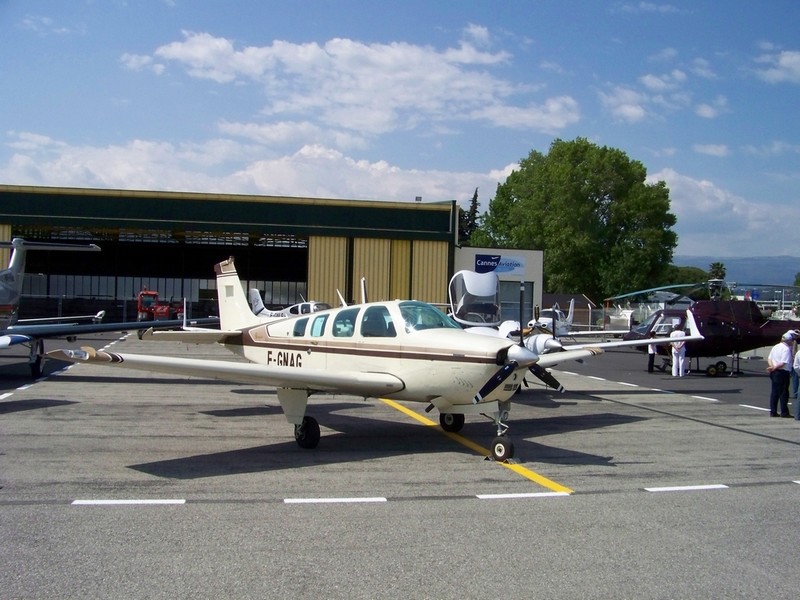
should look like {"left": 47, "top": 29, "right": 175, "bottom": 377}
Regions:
{"left": 248, "top": 289, "right": 332, "bottom": 319}
{"left": 529, "top": 299, "right": 575, "bottom": 337}
{"left": 1, "top": 237, "right": 217, "bottom": 378}
{"left": 49, "top": 257, "right": 704, "bottom": 461}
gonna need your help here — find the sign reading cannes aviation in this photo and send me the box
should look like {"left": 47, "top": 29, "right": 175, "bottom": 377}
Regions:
{"left": 474, "top": 254, "right": 526, "bottom": 277}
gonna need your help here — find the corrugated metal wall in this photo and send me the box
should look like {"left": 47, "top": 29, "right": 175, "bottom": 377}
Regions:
{"left": 411, "top": 240, "right": 449, "bottom": 303}
{"left": 308, "top": 236, "right": 450, "bottom": 306}
{"left": 390, "top": 239, "right": 411, "bottom": 300}
{"left": 308, "top": 236, "right": 348, "bottom": 306}
{"left": 0, "top": 224, "right": 11, "bottom": 266}
{"left": 352, "top": 238, "right": 391, "bottom": 301}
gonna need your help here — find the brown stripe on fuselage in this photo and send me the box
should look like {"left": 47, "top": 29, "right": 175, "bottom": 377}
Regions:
{"left": 230, "top": 326, "right": 500, "bottom": 365}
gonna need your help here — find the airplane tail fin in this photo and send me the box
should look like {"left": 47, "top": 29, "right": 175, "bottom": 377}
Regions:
{"left": 214, "top": 258, "right": 261, "bottom": 331}
{"left": 565, "top": 298, "right": 575, "bottom": 327}
{"left": 1, "top": 238, "right": 101, "bottom": 325}
{"left": 248, "top": 288, "right": 268, "bottom": 316}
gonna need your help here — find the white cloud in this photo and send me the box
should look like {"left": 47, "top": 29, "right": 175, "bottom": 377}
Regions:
{"left": 598, "top": 86, "right": 648, "bottom": 122}
{"left": 132, "top": 31, "right": 574, "bottom": 136}
{"left": 694, "top": 95, "right": 728, "bottom": 119}
{"left": 754, "top": 49, "right": 800, "bottom": 83}
{"left": 650, "top": 168, "right": 799, "bottom": 256}
{"left": 692, "top": 144, "right": 729, "bottom": 157}
{"left": 0, "top": 132, "right": 504, "bottom": 205}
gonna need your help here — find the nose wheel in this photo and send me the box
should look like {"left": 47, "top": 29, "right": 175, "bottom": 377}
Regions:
{"left": 491, "top": 436, "right": 514, "bottom": 461}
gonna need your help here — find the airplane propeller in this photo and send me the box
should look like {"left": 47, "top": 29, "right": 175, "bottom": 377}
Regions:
{"left": 472, "top": 343, "right": 538, "bottom": 404}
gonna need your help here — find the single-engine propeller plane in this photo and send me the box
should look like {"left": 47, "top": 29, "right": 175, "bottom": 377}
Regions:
{"left": 1, "top": 237, "right": 218, "bottom": 377}
{"left": 50, "top": 257, "right": 704, "bottom": 461}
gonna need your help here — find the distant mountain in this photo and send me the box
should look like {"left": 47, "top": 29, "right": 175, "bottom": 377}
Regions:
{"left": 673, "top": 256, "right": 800, "bottom": 286}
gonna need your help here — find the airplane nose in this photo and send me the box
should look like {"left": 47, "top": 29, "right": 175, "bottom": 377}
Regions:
{"left": 506, "top": 343, "right": 539, "bottom": 367}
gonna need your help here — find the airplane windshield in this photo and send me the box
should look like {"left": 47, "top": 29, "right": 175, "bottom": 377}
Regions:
{"left": 399, "top": 301, "right": 460, "bottom": 332}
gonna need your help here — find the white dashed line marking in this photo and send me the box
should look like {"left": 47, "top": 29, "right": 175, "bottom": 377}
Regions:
{"left": 72, "top": 499, "right": 186, "bottom": 505}
{"left": 644, "top": 484, "right": 729, "bottom": 493}
{"left": 283, "top": 497, "right": 387, "bottom": 504}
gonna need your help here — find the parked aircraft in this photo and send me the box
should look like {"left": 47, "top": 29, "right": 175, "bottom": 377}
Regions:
{"left": 248, "top": 289, "right": 332, "bottom": 319}
{"left": 529, "top": 299, "right": 575, "bottom": 337}
{"left": 624, "top": 298, "right": 800, "bottom": 375}
{"left": 49, "top": 257, "right": 703, "bottom": 461}
{"left": 1, "top": 237, "right": 217, "bottom": 378}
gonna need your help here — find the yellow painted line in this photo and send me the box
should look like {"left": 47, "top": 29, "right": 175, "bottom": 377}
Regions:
{"left": 380, "top": 399, "right": 573, "bottom": 494}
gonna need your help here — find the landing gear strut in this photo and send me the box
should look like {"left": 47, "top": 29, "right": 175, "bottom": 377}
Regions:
{"left": 294, "top": 416, "right": 320, "bottom": 449}
{"left": 488, "top": 404, "right": 514, "bottom": 462}
{"left": 29, "top": 339, "right": 44, "bottom": 379}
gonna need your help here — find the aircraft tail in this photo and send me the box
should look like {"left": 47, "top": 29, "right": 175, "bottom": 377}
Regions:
{"left": 248, "top": 288, "right": 268, "bottom": 316}
{"left": 1, "top": 238, "right": 101, "bottom": 325}
{"left": 214, "top": 258, "right": 262, "bottom": 331}
{"left": 565, "top": 298, "right": 575, "bottom": 327}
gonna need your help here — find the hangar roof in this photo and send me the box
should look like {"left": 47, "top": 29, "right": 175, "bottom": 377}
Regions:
{"left": 0, "top": 185, "right": 456, "bottom": 242}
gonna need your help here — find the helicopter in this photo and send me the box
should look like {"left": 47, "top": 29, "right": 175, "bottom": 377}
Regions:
{"left": 619, "top": 279, "right": 800, "bottom": 376}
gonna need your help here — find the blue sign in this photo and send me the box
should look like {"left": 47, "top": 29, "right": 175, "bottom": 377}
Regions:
{"left": 475, "top": 254, "right": 525, "bottom": 276}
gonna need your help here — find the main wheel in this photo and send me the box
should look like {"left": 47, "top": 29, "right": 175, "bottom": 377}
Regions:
{"left": 715, "top": 361, "right": 727, "bottom": 374}
{"left": 705, "top": 364, "right": 718, "bottom": 377}
{"left": 439, "top": 412, "right": 465, "bottom": 433}
{"left": 294, "top": 416, "right": 320, "bottom": 449}
{"left": 490, "top": 435, "right": 514, "bottom": 462}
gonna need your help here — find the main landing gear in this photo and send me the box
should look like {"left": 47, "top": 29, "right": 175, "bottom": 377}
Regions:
{"left": 294, "top": 416, "right": 320, "bottom": 449}
{"left": 29, "top": 339, "right": 44, "bottom": 378}
{"left": 439, "top": 405, "right": 515, "bottom": 462}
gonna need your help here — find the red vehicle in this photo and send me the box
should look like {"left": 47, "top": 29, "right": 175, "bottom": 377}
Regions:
{"left": 136, "top": 288, "right": 184, "bottom": 321}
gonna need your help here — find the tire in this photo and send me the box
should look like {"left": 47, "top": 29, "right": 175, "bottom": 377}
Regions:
{"left": 294, "top": 416, "right": 320, "bottom": 449}
{"left": 439, "top": 413, "right": 465, "bottom": 433}
{"left": 491, "top": 435, "right": 514, "bottom": 461}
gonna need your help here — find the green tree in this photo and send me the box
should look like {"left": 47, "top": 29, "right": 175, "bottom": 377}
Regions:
{"left": 709, "top": 262, "right": 726, "bottom": 280}
{"left": 472, "top": 138, "right": 677, "bottom": 302}
{"left": 793, "top": 272, "right": 800, "bottom": 288}
{"left": 458, "top": 187, "right": 480, "bottom": 246}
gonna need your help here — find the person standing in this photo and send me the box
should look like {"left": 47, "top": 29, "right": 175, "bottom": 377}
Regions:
{"left": 669, "top": 325, "right": 686, "bottom": 377}
{"left": 647, "top": 332, "right": 657, "bottom": 373}
{"left": 767, "top": 331, "right": 794, "bottom": 418}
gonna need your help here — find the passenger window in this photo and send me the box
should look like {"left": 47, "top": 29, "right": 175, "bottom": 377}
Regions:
{"left": 310, "top": 315, "right": 328, "bottom": 337}
{"left": 293, "top": 317, "right": 309, "bottom": 337}
{"left": 332, "top": 307, "right": 360, "bottom": 337}
{"left": 360, "top": 306, "right": 396, "bottom": 337}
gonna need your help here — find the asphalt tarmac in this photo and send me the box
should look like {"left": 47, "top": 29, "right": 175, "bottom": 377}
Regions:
{"left": 2, "top": 334, "right": 799, "bottom": 599}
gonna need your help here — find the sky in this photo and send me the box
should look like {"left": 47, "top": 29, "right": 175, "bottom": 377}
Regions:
{"left": 1, "top": 1, "right": 798, "bottom": 258}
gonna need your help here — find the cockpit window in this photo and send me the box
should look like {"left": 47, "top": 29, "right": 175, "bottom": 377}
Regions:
{"left": 399, "top": 301, "right": 460, "bottom": 332}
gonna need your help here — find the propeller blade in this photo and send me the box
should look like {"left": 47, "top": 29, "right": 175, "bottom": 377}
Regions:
{"left": 529, "top": 363, "right": 565, "bottom": 393}
{"left": 472, "top": 344, "right": 539, "bottom": 404}
{"left": 472, "top": 362, "right": 517, "bottom": 404}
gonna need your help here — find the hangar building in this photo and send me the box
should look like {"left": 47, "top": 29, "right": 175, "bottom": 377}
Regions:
{"left": 0, "top": 184, "right": 542, "bottom": 320}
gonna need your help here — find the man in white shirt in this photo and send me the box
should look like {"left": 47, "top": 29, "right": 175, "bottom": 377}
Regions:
{"left": 767, "top": 331, "right": 795, "bottom": 417}
{"left": 669, "top": 326, "right": 687, "bottom": 377}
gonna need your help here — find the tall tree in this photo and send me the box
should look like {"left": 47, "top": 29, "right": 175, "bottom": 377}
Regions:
{"left": 709, "top": 262, "right": 726, "bottom": 280}
{"left": 472, "top": 138, "right": 677, "bottom": 302}
{"left": 458, "top": 187, "right": 480, "bottom": 246}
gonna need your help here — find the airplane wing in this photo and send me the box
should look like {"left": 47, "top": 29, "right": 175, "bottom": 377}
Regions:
{"left": 46, "top": 346, "right": 405, "bottom": 397}
{"left": 536, "top": 347, "right": 603, "bottom": 368}
{"left": 2, "top": 317, "right": 219, "bottom": 347}
{"left": 139, "top": 327, "right": 243, "bottom": 344}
